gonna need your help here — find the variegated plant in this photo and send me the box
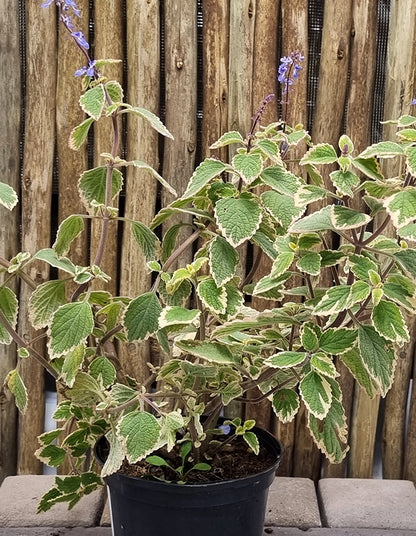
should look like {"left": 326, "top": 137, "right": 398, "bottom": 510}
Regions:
{"left": 2, "top": 0, "right": 416, "bottom": 511}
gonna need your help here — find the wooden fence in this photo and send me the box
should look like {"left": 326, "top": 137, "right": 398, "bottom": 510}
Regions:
{"left": 1, "top": 0, "right": 416, "bottom": 484}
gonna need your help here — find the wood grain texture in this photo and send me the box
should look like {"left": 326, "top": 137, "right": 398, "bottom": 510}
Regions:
{"left": 245, "top": 0, "right": 279, "bottom": 432}
{"left": 17, "top": 2, "right": 57, "bottom": 474}
{"left": 324, "top": 0, "right": 378, "bottom": 479}
{"left": 56, "top": 0, "right": 89, "bottom": 267}
{"left": 0, "top": 0, "right": 21, "bottom": 482}
{"left": 161, "top": 0, "right": 197, "bottom": 270}
{"left": 201, "top": 0, "right": 229, "bottom": 161}
{"left": 119, "top": 0, "right": 160, "bottom": 379}
{"left": 91, "top": 0, "right": 124, "bottom": 294}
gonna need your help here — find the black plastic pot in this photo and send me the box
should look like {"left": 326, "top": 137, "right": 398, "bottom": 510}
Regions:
{"left": 97, "top": 425, "right": 281, "bottom": 536}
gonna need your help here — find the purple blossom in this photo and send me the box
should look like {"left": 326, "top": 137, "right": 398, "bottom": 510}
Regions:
{"left": 411, "top": 98, "right": 416, "bottom": 106}
{"left": 218, "top": 424, "right": 231, "bottom": 435}
{"left": 278, "top": 52, "right": 304, "bottom": 95}
{"left": 72, "top": 31, "right": 89, "bottom": 50}
{"left": 75, "top": 60, "right": 97, "bottom": 78}
{"left": 41, "top": 0, "right": 81, "bottom": 16}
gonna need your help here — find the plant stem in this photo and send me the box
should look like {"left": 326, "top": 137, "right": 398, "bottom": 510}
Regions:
{"left": 0, "top": 309, "right": 58, "bottom": 380}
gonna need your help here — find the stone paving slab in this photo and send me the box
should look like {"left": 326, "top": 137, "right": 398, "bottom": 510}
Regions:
{"left": 0, "top": 529, "right": 112, "bottom": 536}
{"left": 318, "top": 478, "right": 416, "bottom": 530}
{"left": 265, "top": 477, "right": 321, "bottom": 529}
{"left": 0, "top": 476, "right": 105, "bottom": 528}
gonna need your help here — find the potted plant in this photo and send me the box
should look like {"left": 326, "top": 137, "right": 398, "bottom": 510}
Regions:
{"left": 2, "top": 1, "right": 416, "bottom": 535}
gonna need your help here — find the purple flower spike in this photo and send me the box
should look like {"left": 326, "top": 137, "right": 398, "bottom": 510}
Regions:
{"left": 410, "top": 98, "right": 416, "bottom": 106}
{"left": 75, "top": 60, "right": 97, "bottom": 78}
{"left": 72, "top": 31, "right": 89, "bottom": 50}
{"left": 278, "top": 52, "right": 304, "bottom": 95}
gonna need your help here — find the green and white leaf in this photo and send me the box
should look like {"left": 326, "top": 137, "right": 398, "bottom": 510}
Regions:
{"left": 301, "top": 323, "right": 320, "bottom": 352}
{"left": 272, "top": 389, "right": 300, "bottom": 423}
{"left": 131, "top": 221, "right": 160, "bottom": 261}
{"left": 33, "top": 249, "right": 76, "bottom": 275}
{"left": 313, "top": 286, "right": 351, "bottom": 316}
{"left": 358, "top": 141, "right": 405, "bottom": 159}
{"left": 197, "top": 278, "right": 227, "bottom": 315}
{"left": 89, "top": 357, "right": 117, "bottom": 388}
{"left": 340, "top": 347, "right": 378, "bottom": 398}
{"left": 53, "top": 215, "right": 85, "bottom": 257}
{"left": 232, "top": 152, "right": 263, "bottom": 185}
{"left": 294, "top": 185, "right": 328, "bottom": 207}
{"left": 175, "top": 340, "right": 235, "bottom": 364}
{"left": 209, "top": 130, "right": 244, "bottom": 149}
{"left": 299, "top": 370, "right": 332, "bottom": 419}
{"left": 300, "top": 143, "right": 338, "bottom": 165}
{"left": 260, "top": 166, "right": 302, "bottom": 195}
{"left": 128, "top": 106, "right": 173, "bottom": 139}
{"left": 35, "top": 444, "right": 66, "bottom": 467}
{"left": 49, "top": 302, "right": 94, "bottom": 358}
{"left": 384, "top": 189, "right": 416, "bottom": 228}
{"left": 6, "top": 369, "right": 27, "bottom": 413}
{"left": 347, "top": 280, "right": 371, "bottom": 307}
{"left": 209, "top": 236, "right": 238, "bottom": 287}
{"left": 330, "top": 205, "right": 372, "bottom": 230}
{"left": 69, "top": 117, "right": 94, "bottom": 150}
{"left": 371, "top": 300, "right": 409, "bottom": 344}
{"left": 182, "top": 158, "right": 227, "bottom": 199}
{"left": 159, "top": 306, "right": 200, "bottom": 328}
{"left": 61, "top": 345, "right": 85, "bottom": 388}
{"left": 271, "top": 251, "right": 294, "bottom": 277}
{"left": 117, "top": 411, "right": 161, "bottom": 463}
{"left": 130, "top": 160, "right": 176, "bottom": 197}
{"left": 79, "top": 167, "right": 123, "bottom": 207}
{"left": 266, "top": 351, "right": 307, "bottom": 369}
{"left": 296, "top": 252, "right": 321, "bottom": 276}
{"left": 0, "top": 182, "right": 18, "bottom": 210}
{"left": 330, "top": 170, "right": 360, "bottom": 196}
{"left": 319, "top": 328, "right": 357, "bottom": 355}
{"left": 215, "top": 195, "right": 262, "bottom": 247}
{"left": 397, "top": 223, "right": 416, "bottom": 242}
{"left": 307, "top": 378, "right": 349, "bottom": 463}
{"left": 0, "top": 287, "right": 18, "bottom": 344}
{"left": 358, "top": 325, "right": 395, "bottom": 396}
{"left": 346, "top": 254, "right": 378, "bottom": 281}
{"left": 79, "top": 84, "right": 106, "bottom": 120}
{"left": 124, "top": 292, "right": 162, "bottom": 341}
{"left": 105, "top": 80, "right": 124, "bottom": 103}
{"left": 394, "top": 249, "right": 416, "bottom": 278}
{"left": 310, "top": 353, "right": 338, "bottom": 378}
{"left": 261, "top": 190, "right": 305, "bottom": 229}
{"left": 288, "top": 205, "right": 334, "bottom": 233}
{"left": 243, "top": 431, "right": 260, "bottom": 455}
{"left": 101, "top": 429, "right": 124, "bottom": 477}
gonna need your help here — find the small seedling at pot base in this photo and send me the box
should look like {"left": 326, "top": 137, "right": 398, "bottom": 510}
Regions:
{"left": 2, "top": 0, "right": 416, "bottom": 510}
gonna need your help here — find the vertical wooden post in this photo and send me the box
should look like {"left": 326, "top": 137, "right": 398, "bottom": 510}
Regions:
{"left": 382, "top": 0, "right": 416, "bottom": 480}
{"left": 17, "top": 3, "right": 57, "bottom": 474}
{"left": 201, "top": 0, "right": 230, "bottom": 160}
{"left": 56, "top": 0, "right": 89, "bottom": 267}
{"left": 245, "top": 0, "right": 279, "bottom": 431}
{"left": 0, "top": 0, "right": 21, "bottom": 482}
{"left": 119, "top": 0, "right": 160, "bottom": 379}
{"left": 324, "top": 0, "right": 378, "bottom": 479}
{"left": 91, "top": 0, "right": 124, "bottom": 294}
{"left": 274, "top": 0, "right": 309, "bottom": 478}
{"left": 161, "top": 0, "right": 197, "bottom": 269}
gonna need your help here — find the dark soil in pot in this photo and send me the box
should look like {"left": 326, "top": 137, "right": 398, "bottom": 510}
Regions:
{"left": 96, "top": 425, "right": 282, "bottom": 536}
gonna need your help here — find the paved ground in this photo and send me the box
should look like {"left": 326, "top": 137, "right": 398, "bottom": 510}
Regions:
{"left": 0, "top": 475, "right": 416, "bottom": 535}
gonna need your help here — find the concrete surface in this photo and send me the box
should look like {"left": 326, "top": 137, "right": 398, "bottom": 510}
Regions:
{"left": 318, "top": 478, "right": 416, "bottom": 530}
{"left": 265, "top": 477, "right": 321, "bottom": 529}
{"left": 0, "top": 475, "right": 105, "bottom": 528}
{"left": 1, "top": 475, "right": 416, "bottom": 535}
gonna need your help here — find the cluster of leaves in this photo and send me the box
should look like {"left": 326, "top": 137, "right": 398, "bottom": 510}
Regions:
{"left": 2, "top": 45, "right": 416, "bottom": 509}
